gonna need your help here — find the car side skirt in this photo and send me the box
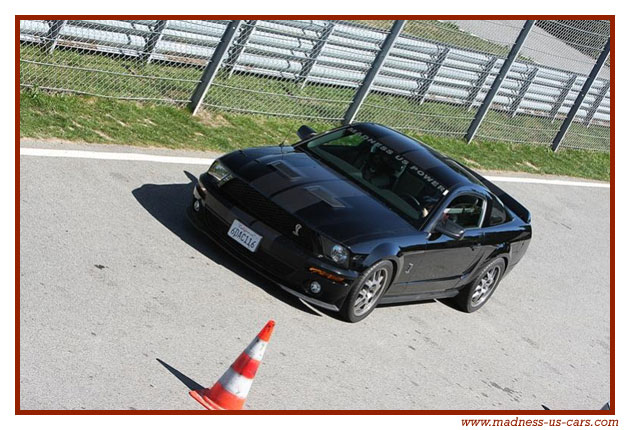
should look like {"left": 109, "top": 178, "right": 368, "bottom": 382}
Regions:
{"left": 379, "top": 288, "right": 460, "bottom": 305}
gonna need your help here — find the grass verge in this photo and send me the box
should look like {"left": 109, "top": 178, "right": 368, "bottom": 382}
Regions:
{"left": 20, "top": 91, "right": 610, "bottom": 181}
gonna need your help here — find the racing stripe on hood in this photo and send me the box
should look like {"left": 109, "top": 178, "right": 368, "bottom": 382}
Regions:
{"left": 270, "top": 180, "right": 362, "bottom": 213}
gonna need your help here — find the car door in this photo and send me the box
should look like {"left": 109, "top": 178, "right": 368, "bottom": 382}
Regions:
{"left": 400, "top": 192, "right": 488, "bottom": 294}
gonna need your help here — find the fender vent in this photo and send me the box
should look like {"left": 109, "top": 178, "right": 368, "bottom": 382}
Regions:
{"left": 305, "top": 186, "right": 345, "bottom": 208}
{"left": 268, "top": 160, "right": 301, "bottom": 180}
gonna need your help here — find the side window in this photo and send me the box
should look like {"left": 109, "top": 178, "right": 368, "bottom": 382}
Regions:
{"left": 444, "top": 195, "right": 485, "bottom": 229}
{"left": 488, "top": 197, "right": 509, "bottom": 226}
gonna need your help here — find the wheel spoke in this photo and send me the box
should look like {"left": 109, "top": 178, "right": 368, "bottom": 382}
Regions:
{"left": 354, "top": 288, "right": 371, "bottom": 309}
{"left": 352, "top": 266, "right": 391, "bottom": 317}
{"left": 471, "top": 266, "right": 501, "bottom": 306}
{"left": 372, "top": 284, "right": 383, "bottom": 296}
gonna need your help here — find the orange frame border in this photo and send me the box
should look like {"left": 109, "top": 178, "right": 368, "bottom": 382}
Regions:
{"left": 15, "top": 14, "right": 615, "bottom": 415}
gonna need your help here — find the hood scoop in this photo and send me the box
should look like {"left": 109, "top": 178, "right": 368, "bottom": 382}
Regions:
{"left": 305, "top": 186, "right": 345, "bottom": 208}
{"left": 268, "top": 160, "right": 302, "bottom": 181}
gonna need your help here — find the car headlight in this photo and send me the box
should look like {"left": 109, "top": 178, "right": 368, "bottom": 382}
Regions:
{"left": 330, "top": 244, "right": 349, "bottom": 265}
{"left": 321, "top": 236, "right": 350, "bottom": 268}
{"left": 207, "top": 160, "right": 232, "bottom": 183}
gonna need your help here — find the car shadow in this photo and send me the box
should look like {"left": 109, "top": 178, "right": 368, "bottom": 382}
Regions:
{"left": 131, "top": 171, "right": 320, "bottom": 317}
{"left": 437, "top": 297, "right": 466, "bottom": 313}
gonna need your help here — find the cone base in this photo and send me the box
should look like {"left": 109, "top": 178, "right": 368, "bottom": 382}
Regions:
{"left": 189, "top": 389, "right": 225, "bottom": 410}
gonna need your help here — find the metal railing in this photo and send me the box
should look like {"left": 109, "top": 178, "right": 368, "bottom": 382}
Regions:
{"left": 19, "top": 19, "right": 611, "bottom": 152}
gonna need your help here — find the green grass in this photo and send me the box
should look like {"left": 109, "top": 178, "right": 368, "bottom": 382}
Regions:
{"left": 20, "top": 91, "right": 610, "bottom": 181}
{"left": 416, "top": 134, "right": 610, "bottom": 181}
{"left": 20, "top": 44, "right": 201, "bottom": 102}
{"left": 19, "top": 90, "right": 334, "bottom": 152}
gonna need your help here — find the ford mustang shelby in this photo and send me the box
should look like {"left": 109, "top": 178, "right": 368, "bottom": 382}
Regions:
{"left": 188, "top": 123, "right": 531, "bottom": 322}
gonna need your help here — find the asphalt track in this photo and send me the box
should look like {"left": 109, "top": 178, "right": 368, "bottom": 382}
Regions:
{"left": 19, "top": 141, "right": 610, "bottom": 410}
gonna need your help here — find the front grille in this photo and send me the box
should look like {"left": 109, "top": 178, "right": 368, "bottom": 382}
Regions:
{"left": 197, "top": 205, "right": 295, "bottom": 278}
{"left": 220, "top": 178, "right": 316, "bottom": 251}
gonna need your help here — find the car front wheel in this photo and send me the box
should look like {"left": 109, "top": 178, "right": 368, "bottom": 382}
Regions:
{"left": 340, "top": 260, "right": 393, "bottom": 323}
{"left": 455, "top": 258, "right": 505, "bottom": 313}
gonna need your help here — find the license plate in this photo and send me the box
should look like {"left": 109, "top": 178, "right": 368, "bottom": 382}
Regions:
{"left": 227, "top": 220, "right": 262, "bottom": 253}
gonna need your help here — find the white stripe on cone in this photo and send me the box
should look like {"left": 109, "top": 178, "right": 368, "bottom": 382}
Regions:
{"left": 218, "top": 367, "right": 254, "bottom": 398}
{"left": 244, "top": 338, "right": 268, "bottom": 361}
{"left": 215, "top": 337, "right": 269, "bottom": 399}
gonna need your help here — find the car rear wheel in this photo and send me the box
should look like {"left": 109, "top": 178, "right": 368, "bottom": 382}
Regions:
{"left": 455, "top": 258, "right": 505, "bottom": 313}
{"left": 340, "top": 260, "right": 393, "bottom": 323}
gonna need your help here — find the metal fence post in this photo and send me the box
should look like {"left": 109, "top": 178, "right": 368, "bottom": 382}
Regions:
{"left": 508, "top": 66, "right": 538, "bottom": 117}
{"left": 583, "top": 80, "right": 610, "bottom": 127}
{"left": 224, "top": 20, "right": 257, "bottom": 77}
{"left": 551, "top": 37, "right": 610, "bottom": 152}
{"left": 142, "top": 20, "right": 168, "bottom": 64}
{"left": 298, "top": 21, "right": 335, "bottom": 88}
{"left": 466, "top": 55, "right": 498, "bottom": 111}
{"left": 415, "top": 47, "right": 449, "bottom": 105}
{"left": 465, "top": 20, "right": 535, "bottom": 143}
{"left": 549, "top": 73, "right": 577, "bottom": 122}
{"left": 189, "top": 20, "right": 243, "bottom": 116}
{"left": 343, "top": 20, "right": 406, "bottom": 125}
{"left": 44, "top": 20, "right": 67, "bottom": 54}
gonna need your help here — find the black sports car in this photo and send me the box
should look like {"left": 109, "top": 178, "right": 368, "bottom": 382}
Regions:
{"left": 188, "top": 123, "right": 531, "bottom": 322}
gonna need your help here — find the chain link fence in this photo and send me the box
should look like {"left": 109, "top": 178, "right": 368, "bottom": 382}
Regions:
{"left": 355, "top": 19, "right": 519, "bottom": 138}
{"left": 472, "top": 19, "right": 610, "bottom": 151}
{"left": 200, "top": 20, "right": 378, "bottom": 121}
{"left": 19, "top": 19, "right": 611, "bottom": 152}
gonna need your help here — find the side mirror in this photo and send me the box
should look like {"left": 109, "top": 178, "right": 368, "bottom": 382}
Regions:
{"left": 434, "top": 216, "right": 465, "bottom": 240}
{"left": 297, "top": 125, "right": 317, "bottom": 141}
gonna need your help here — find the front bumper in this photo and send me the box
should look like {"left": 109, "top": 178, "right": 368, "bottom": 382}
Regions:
{"left": 188, "top": 175, "right": 360, "bottom": 311}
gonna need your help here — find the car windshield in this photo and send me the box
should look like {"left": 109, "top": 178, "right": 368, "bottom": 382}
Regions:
{"left": 299, "top": 128, "right": 447, "bottom": 227}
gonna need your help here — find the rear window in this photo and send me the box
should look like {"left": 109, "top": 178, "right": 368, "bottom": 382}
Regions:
{"left": 488, "top": 197, "right": 510, "bottom": 226}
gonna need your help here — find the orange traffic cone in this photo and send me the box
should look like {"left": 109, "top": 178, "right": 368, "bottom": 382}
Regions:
{"left": 190, "top": 320, "right": 275, "bottom": 410}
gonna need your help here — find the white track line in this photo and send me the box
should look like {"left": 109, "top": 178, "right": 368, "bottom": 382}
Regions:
{"left": 20, "top": 147, "right": 213, "bottom": 166}
{"left": 20, "top": 147, "right": 610, "bottom": 189}
{"left": 484, "top": 175, "right": 609, "bottom": 188}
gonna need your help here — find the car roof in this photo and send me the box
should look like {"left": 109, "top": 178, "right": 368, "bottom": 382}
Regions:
{"left": 350, "top": 123, "right": 487, "bottom": 193}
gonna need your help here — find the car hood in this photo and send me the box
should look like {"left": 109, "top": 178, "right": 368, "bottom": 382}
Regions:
{"left": 220, "top": 147, "right": 417, "bottom": 245}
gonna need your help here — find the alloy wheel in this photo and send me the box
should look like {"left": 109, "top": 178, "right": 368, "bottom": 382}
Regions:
{"left": 353, "top": 268, "right": 388, "bottom": 316}
{"left": 471, "top": 266, "right": 500, "bottom": 306}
